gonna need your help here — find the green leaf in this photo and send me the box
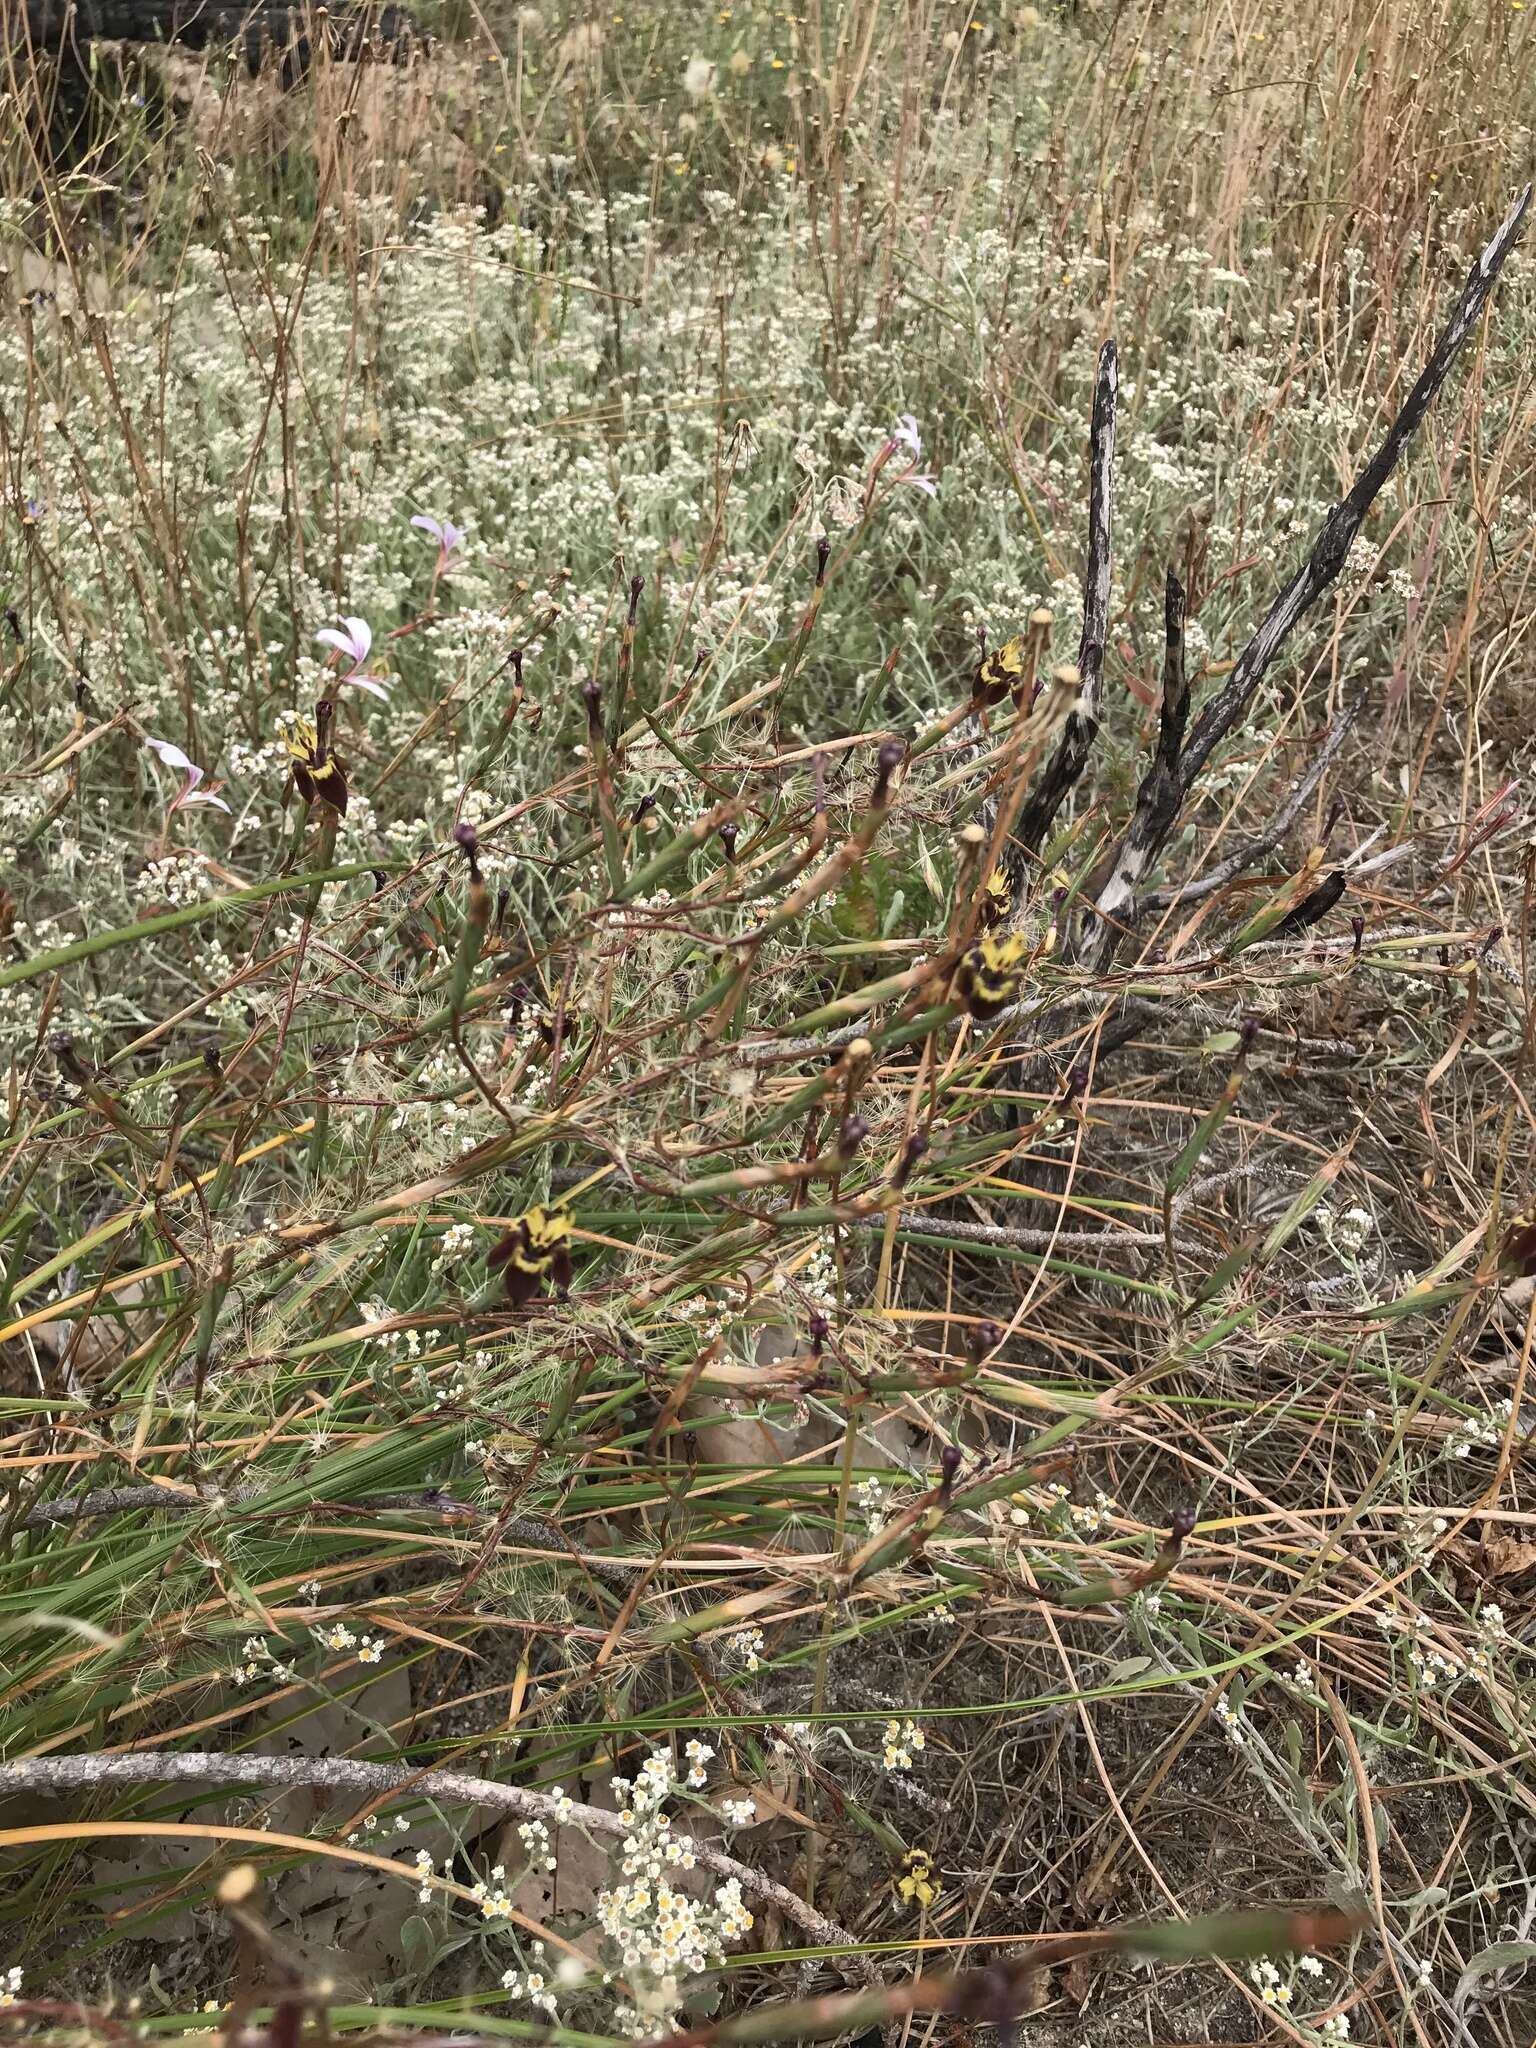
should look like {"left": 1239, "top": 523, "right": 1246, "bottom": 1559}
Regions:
{"left": 1454, "top": 1941, "right": 1536, "bottom": 2004}
{"left": 398, "top": 1915, "right": 438, "bottom": 1979}
{"left": 1201, "top": 1029, "right": 1243, "bottom": 1055}
{"left": 1104, "top": 1654, "right": 1153, "bottom": 1683}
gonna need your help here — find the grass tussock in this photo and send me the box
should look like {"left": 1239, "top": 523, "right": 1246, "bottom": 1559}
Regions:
{"left": 0, "top": 1, "right": 1535, "bottom": 2042}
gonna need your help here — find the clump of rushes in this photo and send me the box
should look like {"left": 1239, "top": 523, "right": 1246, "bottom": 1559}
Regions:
{"left": 956, "top": 930, "right": 1030, "bottom": 1020}
{"left": 486, "top": 1206, "right": 574, "bottom": 1306}
{"left": 284, "top": 702, "right": 348, "bottom": 814}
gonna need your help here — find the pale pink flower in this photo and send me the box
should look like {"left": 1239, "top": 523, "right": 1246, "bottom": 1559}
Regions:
{"left": 315, "top": 616, "right": 390, "bottom": 701}
{"left": 411, "top": 513, "right": 465, "bottom": 564}
{"left": 144, "top": 736, "right": 231, "bottom": 814}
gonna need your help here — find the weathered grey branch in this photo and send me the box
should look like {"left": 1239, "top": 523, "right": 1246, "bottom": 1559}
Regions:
{"left": 0, "top": 1751, "right": 865, "bottom": 1968}
{"left": 1135, "top": 697, "right": 1360, "bottom": 915}
{"left": 1177, "top": 187, "right": 1529, "bottom": 796}
{"left": 1090, "top": 185, "right": 1529, "bottom": 943}
{"left": 1088, "top": 568, "right": 1188, "bottom": 956}
{"left": 1016, "top": 339, "right": 1117, "bottom": 853}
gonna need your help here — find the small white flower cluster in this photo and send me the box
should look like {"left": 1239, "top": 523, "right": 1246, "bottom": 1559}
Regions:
{"left": 856, "top": 1475, "right": 887, "bottom": 1533}
{"left": 519, "top": 1816, "right": 557, "bottom": 1871}
{"left": 1477, "top": 1601, "right": 1508, "bottom": 1641}
{"left": 135, "top": 850, "right": 215, "bottom": 905}
{"left": 231, "top": 1634, "right": 295, "bottom": 1684}
{"left": 500, "top": 1002, "right": 552, "bottom": 1104}
{"left": 432, "top": 1221, "right": 478, "bottom": 1273}
{"left": 1249, "top": 1955, "right": 1344, "bottom": 2033}
{"left": 594, "top": 1745, "right": 753, "bottom": 2030}
{"left": 1312, "top": 1201, "right": 1374, "bottom": 1253}
{"left": 312, "top": 1621, "right": 387, "bottom": 1663}
{"left": 501, "top": 1957, "right": 556, "bottom": 2016}
{"left": 798, "top": 1238, "right": 838, "bottom": 1309}
{"left": 0, "top": 1967, "right": 20, "bottom": 2006}
{"left": 1444, "top": 1397, "right": 1514, "bottom": 1460}
{"left": 431, "top": 1373, "right": 468, "bottom": 1409}
{"left": 882, "top": 1718, "right": 925, "bottom": 1771}
{"left": 1011, "top": 1481, "right": 1117, "bottom": 1536}
{"left": 1249, "top": 1956, "right": 1295, "bottom": 2007}
{"left": 1214, "top": 1695, "right": 1248, "bottom": 1747}
{"left": 720, "top": 1797, "right": 756, "bottom": 1826}
{"left": 1408, "top": 1637, "right": 1462, "bottom": 1689}
{"left": 346, "top": 1811, "right": 411, "bottom": 1844}
{"left": 725, "top": 1625, "right": 765, "bottom": 1672}
{"left": 470, "top": 1863, "right": 517, "bottom": 1919}
{"left": 361, "top": 1301, "right": 439, "bottom": 1360}
{"left": 674, "top": 1291, "right": 729, "bottom": 1349}
{"left": 605, "top": 888, "right": 675, "bottom": 929}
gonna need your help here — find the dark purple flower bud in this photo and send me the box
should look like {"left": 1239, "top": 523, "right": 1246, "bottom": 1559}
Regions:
{"left": 453, "top": 819, "right": 483, "bottom": 885}
{"left": 3, "top": 607, "right": 21, "bottom": 644}
{"left": 837, "top": 1114, "right": 869, "bottom": 1158}
{"left": 1351, "top": 915, "right": 1364, "bottom": 956}
{"left": 1064, "top": 1061, "right": 1090, "bottom": 1099}
{"left": 808, "top": 1311, "right": 829, "bottom": 1354}
{"left": 815, "top": 535, "right": 830, "bottom": 587}
{"left": 202, "top": 1044, "right": 223, "bottom": 1076}
{"left": 370, "top": 869, "right": 390, "bottom": 895}
{"left": 1237, "top": 1014, "right": 1260, "bottom": 1056}
{"left": 1480, "top": 925, "right": 1504, "bottom": 960}
{"left": 719, "top": 821, "right": 738, "bottom": 860}
{"left": 936, "top": 1443, "right": 962, "bottom": 1502}
{"left": 871, "top": 737, "right": 905, "bottom": 807}
{"left": 632, "top": 791, "right": 658, "bottom": 825}
{"left": 627, "top": 574, "right": 644, "bottom": 624}
{"left": 582, "top": 675, "right": 602, "bottom": 738}
{"left": 966, "top": 1319, "right": 1003, "bottom": 1362}
{"left": 1170, "top": 1505, "right": 1196, "bottom": 1542}
{"left": 894, "top": 1130, "right": 928, "bottom": 1187}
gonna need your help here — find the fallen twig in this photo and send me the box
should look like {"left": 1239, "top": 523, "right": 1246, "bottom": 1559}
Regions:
{"left": 0, "top": 1751, "right": 867, "bottom": 1970}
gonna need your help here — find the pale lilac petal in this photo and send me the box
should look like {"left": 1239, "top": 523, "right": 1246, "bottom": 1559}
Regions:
{"left": 181, "top": 790, "right": 233, "bottom": 813}
{"left": 315, "top": 616, "right": 372, "bottom": 668}
{"left": 892, "top": 414, "right": 922, "bottom": 459}
{"left": 411, "top": 514, "right": 445, "bottom": 544}
{"left": 440, "top": 519, "right": 464, "bottom": 554}
{"left": 144, "top": 735, "right": 197, "bottom": 776}
{"left": 346, "top": 674, "right": 393, "bottom": 702}
{"left": 904, "top": 475, "right": 939, "bottom": 498}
